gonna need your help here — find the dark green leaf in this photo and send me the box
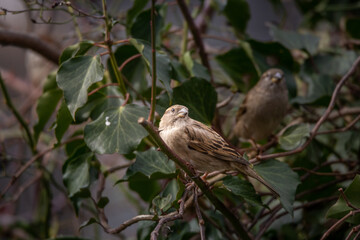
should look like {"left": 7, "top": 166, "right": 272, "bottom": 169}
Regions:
{"left": 279, "top": 124, "right": 310, "bottom": 150}
{"left": 34, "top": 73, "right": 62, "bottom": 142}
{"left": 173, "top": 77, "right": 217, "bottom": 124}
{"left": 84, "top": 104, "right": 149, "bottom": 154}
{"left": 327, "top": 175, "right": 360, "bottom": 224}
{"left": 255, "top": 159, "right": 300, "bottom": 215}
{"left": 223, "top": 0, "right": 250, "bottom": 33}
{"left": 222, "top": 176, "right": 263, "bottom": 206}
{"left": 130, "top": 38, "right": 172, "bottom": 96}
{"left": 291, "top": 74, "right": 335, "bottom": 105}
{"left": 345, "top": 17, "right": 360, "bottom": 39}
{"left": 216, "top": 46, "right": 259, "bottom": 91}
{"left": 59, "top": 41, "right": 94, "bottom": 64}
{"left": 171, "top": 58, "right": 190, "bottom": 83}
{"left": 62, "top": 152, "right": 96, "bottom": 198}
{"left": 151, "top": 194, "right": 172, "bottom": 214}
{"left": 54, "top": 101, "right": 73, "bottom": 145}
{"left": 56, "top": 55, "right": 104, "bottom": 119}
{"left": 124, "top": 147, "right": 176, "bottom": 180}
{"left": 130, "top": 5, "right": 165, "bottom": 43}
{"left": 97, "top": 196, "right": 109, "bottom": 208}
{"left": 269, "top": 25, "right": 319, "bottom": 55}
{"left": 79, "top": 218, "right": 99, "bottom": 230}
{"left": 183, "top": 51, "right": 210, "bottom": 81}
{"left": 126, "top": 0, "right": 149, "bottom": 33}
{"left": 128, "top": 177, "right": 161, "bottom": 202}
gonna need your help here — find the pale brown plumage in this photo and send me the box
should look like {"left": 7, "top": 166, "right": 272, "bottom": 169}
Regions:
{"left": 234, "top": 68, "right": 288, "bottom": 141}
{"left": 159, "top": 105, "right": 278, "bottom": 196}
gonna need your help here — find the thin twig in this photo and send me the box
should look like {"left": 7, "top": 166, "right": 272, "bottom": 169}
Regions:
{"left": 119, "top": 54, "right": 142, "bottom": 72}
{"left": 339, "top": 188, "right": 359, "bottom": 210}
{"left": 148, "top": 0, "right": 157, "bottom": 123}
{"left": 317, "top": 115, "right": 360, "bottom": 135}
{"left": 104, "top": 161, "right": 135, "bottom": 175}
{"left": 0, "top": 136, "right": 83, "bottom": 199}
{"left": 194, "top": 189, "right": 206, "bottom": 240}
{"left": 321, "top": 209, "right": 360, "bottom": 240}
{"left": 88, "top": 83, "right": 119, "bottom": 96}
{"left": 345, "top": 224, "right": 360, "bottom": 240}
{"left": 176, "top": 0, "right": 213, "bottom": 84}
{"left": 0, "top": 73, "right": 36, "bottom": 153}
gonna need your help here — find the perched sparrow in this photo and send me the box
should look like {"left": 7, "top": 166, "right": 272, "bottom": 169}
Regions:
{"left": 159, "top": 105, "right": 278, "bottom": 196}
{"left": 234, "top": 68, "right": 288, "bottom": 141}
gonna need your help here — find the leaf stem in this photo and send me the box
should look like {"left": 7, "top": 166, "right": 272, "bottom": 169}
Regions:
{"left": 101, "top": 0, "right": 127, "bottom": 97}
{"left": 0, "top": 73, "right": 36, "bottom": 153}
{"left": 138, "top": 118, "right": 251, "bottom": 240}
{"left": 148, "top": 0, "right": 157, "bottom": 122}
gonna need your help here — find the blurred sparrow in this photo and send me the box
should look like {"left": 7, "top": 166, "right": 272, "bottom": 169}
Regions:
{"left": 234, "top": 68, "right": 288, "bottom": 141}
{"left": 159, "top": 105, "right": 278, "bottom": 196}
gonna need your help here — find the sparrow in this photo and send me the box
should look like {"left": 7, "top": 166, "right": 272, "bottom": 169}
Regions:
{"left": 159, "top": 105, "right": 278, "bottom": 196}
{"left": 234, "top": 68, "right": 288, "bottom": 141}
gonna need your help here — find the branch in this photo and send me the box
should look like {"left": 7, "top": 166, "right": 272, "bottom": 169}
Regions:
{"left": 138, "top": 118, "right": 251, "bottom": 240}
{"left": 256, "top": 55, "right": 360, "bottom": 161}
{"left": 148, "top": 0, "right": 157, "bottom": 123}
{"left": 0, "top": 29, "right": 60, "bottom": 64}
{"left": 317, "top": 114, "right": 360, "bottom": 135}
{"left": 194, "top": 189, "right": 206, "bottom": 240}
{"left": 176, "top": 0, "right": 213, "bottom": 84}
{"left": 0, "top": 73, "right": 36, "bottom": 153}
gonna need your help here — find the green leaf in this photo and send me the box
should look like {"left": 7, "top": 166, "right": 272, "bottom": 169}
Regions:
{"left": 183, "top": 51, "right": 210, "bottom": 81}
{"left": 130, "top": 38, "right": 172, "bottom": 96}
{"left": 327, "top": 175, "right": 360, "bottom": 224}
{"left": 254, "top": 159, "right": 300, "bottom": 215}
{"left": 279, "top": 124, "right": 310, "bottom": 150}
{"left": 223, "top": 0, "right": 250, "bottom": 33}
{"left": 222, "top": 176, "right": 263, "bottom": 206}
{"left": 130, "top": 5, "right": 165, "bottom": 43}
{"left": 34, "top": 74, "right": 62, "bottom": 142}
{"left": 126, "top": 0, "right": 149, "bottom": 34}
{"left": 54, "top": 101, "right": 73, "bottom": 145}
{"left": 151, "top": 194, "right": 173, "bottom": 214}
{"left": 216, "top": 46, "right": 259, "bottom": 91}
{"left": 345, "top": 17, "right": 360, "bottom": 39}
{"left": 97, "top": 196, "right": 109, "bottom": 208}
{"left": 291, "top": 74, "right": 335, "bottom": 105}
{"left": 56, "top": 55, "right": 104, "bottom": 119}
{"left": 84, "top": 104, "right": 149, "bottom": 154}
{"left": 62, "top": 152, "right": 97, "bottom": 198}
{"left": 269, "top": 25, "right": 319, "bottom": 55}
{"left": 79, "top": 218, "right": 99, "bottom": 230}
{"left": 59, "top": 41, "right": 94, "bottom": 64}
{"left": 124, "top": 147, "right": 176, "bottom": 180}
{"left": 173, "top": 77, "right": 217, "bottom": 124}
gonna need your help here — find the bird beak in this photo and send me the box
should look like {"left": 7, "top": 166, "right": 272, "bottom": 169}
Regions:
{"left": 177, "top": 107, "right": 188, "bottom": 118}
{"left": 271, "top": 72, "right": 283, "bottom": 83}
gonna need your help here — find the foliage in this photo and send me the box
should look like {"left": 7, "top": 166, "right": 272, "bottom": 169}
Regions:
{"left": 0, "top": 0, "right": 360, "bottom": 239}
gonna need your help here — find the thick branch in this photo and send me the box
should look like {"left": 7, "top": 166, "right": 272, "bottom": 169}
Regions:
{"left": 0, "top": 29, "right": 60, "bottom": 64}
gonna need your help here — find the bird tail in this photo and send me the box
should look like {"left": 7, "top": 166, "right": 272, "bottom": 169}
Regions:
{"left": 239, "top": 166, "right": 279, "bottom": 197}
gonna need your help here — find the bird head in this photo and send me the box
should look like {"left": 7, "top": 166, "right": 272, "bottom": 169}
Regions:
{"left": 259, "top": 68, "right": 286, "bottom": 90}
{"left": 159, "top": 105, "right": 189, "bottom": 130}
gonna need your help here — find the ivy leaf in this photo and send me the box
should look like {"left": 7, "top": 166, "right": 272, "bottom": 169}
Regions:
{"left": 222, "top": 176, "right": 263, "bottom": 206}
{"left": 222, "top": 0, "right": 250, "bottom": 33}
{"left": 79, "top": 218, "right": 99, "bottom": 230}
{"left": 56, "top": 55, "right": 104, "bottom": 119}
{"left": 124, "top": 147, "right": 176, "bottom": 181}
{"left": 54, "top": 101, "right": 73, "bottom": 145}
{"left": 84, "top": 104, "right": 149, "bottom": 154}
{"left": 33, "top": 73, "right": 62, "bottom": 143}
{"left": 326, "top": 175, "right": 360, "bottom": 224}
{"left": 126, "top": 0, "right": 149, "bottom": 34}
{"left": 62, "top": 152, "right": 97, "bottom": 198}
{"left": 183, "top": 51, "right": 210, "bottom": 81}
{"left": 255, "top": 159, "right": 300, "bottom": 215}
{"left": 279, "top": 124, "right": 310, "bottom": 150}
{"left": 151, "top": 194, "right": 173, "bottom": 215}
{"left": 59, "top": 41, "right": 94, "bottom": 64}
{"left": 216, "top": 46, "right": 259, "bottom": 91}
{"left": 130, "top": 38, "right": 172, "bottom": 96}
{"left": 173, "top": 78, "right": 217, "bottom": 124}
{"left": 130, "top": 5, "right": 165, "bottom": 43}
{"left": 97, "top": 196, "right": 109, "bottom": 209}
{"left": 269, "top": 25, "right": 319, "bottom": 55}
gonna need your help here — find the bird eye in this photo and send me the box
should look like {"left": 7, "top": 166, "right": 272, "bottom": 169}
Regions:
{"left": 171, "top": 108, "right": 175, "bottom": 113}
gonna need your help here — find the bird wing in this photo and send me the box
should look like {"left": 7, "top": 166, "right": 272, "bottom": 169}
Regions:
{"left": 185, "top": 121, "right": 250, "bottom": 166}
